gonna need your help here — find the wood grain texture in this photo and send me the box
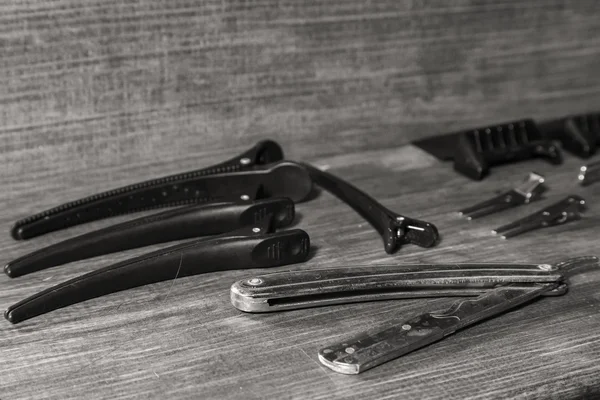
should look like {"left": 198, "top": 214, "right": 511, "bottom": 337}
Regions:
{"left": 2, "top": 0, "right": 600, "bottom": 399}
{"left": 1, "top": 147, "right": 600, "bottom": 399}
{"left": 3, "top": 0, "right": 600, "bottom": 180}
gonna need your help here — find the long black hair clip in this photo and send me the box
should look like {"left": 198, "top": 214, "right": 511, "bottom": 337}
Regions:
{"left": 6, "top": 208, "right": 310, "bottom": 324}
{"left": 302, "top": 163, "right": 439, "bottom": 254}
{"left": 5, "top": 198, "right": 297, "bottom": 278}
{"left": 10, "top": 140, "right": 312, "bottom": 240}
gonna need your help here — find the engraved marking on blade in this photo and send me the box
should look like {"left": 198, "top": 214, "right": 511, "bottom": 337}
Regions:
{"left": 254, "top": 207, "right": 267, "bottom": 223}
{"left": 373, "top": 341, "right": 394, "bottom": 353}
{"left": 267, "top": 241, "right": 283, "bottom": 260}
{"left": 407, "top": 328, "right": 433, "bottom": 337}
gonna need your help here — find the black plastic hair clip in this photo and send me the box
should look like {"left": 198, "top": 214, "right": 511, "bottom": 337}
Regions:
{"left": 6, "top": 206, "right": 310, "bottom": 324}
{"left": 10, "top": 140, "right": 310, "bottom": 240}
{"left": 301, "top": 163, "right": 439, "bottom": 254}
{"left": 414, "top": 119, "right": 562, "bottom": 180}
{"left": 5, "top": 198, "right": 297, "bottom": 278}
{"left": 540, "top": 112, "right": 600, "bottom": 158}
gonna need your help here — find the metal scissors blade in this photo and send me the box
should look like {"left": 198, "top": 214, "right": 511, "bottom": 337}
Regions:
{"left": 492, "top": 195, "right": 586, "bottom": 239}
{"left": 458, "top": 172, "right": 545, "bottom": 219}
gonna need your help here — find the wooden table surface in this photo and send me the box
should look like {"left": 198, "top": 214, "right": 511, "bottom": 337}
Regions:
{"left": 1, "top": 144, "right": 600, "bottom": 399}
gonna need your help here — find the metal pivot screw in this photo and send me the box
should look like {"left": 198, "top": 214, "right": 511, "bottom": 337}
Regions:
{"left": 240, "top": 194, "right": 250, "bottom": 201}
{"left": 402, "top": 324, "right": 412, "bottom": 331}
{"left": 247, "top": 278, "right": 263, "bottom": 286}
{"left": 537, "top": 264, "right": 554, "bottom": 271}
{"left": 252, "top": 227, "right": 261, "bottom": 233}
{"left": 240, "top": 157, "right": 251, "bottom": 165}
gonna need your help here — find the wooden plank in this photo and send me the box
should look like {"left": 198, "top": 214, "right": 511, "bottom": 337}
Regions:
{"left": 1, "top": 145, "right": 600, "bottom": 399}
{"left": 2, "top": 1, "right": 600, "bottom": 178}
